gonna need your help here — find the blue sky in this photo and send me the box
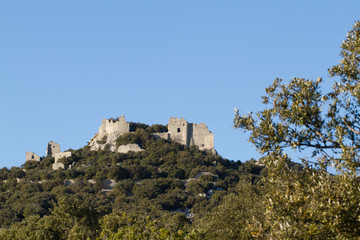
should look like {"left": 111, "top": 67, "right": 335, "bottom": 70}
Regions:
{"left": 1, "top": 1, "right": 360, "bottom": 168}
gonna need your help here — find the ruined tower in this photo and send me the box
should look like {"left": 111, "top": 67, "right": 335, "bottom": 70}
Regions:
{"left": 25, "top": 152, "right": 40, "bottom": 161}
{"left": 88, "top": 115, "right": 130, "bottom": 151}
{"left": 46, "top": 141, "right": 61, "bottom": 157}
{"left": 155, "top": 117, "right": 215, "bottom": 153}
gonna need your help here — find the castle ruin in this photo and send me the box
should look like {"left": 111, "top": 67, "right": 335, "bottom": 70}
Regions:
{"left": 25, "top": 115, "right": 216, "bottom": 170}
{"left": 26, "top": 141, "right": 72, "bottom": 170}
{"left": 53, "top": 151, "right": 72, "bottom": 170}
{"left": 89, "top": 115, "right": 215, "bottom": 154}
{"left": 26, "top": 152, "right": 40, "bottom": 162}
{"left": 155, "top": 117, "right": 215, "bottom": 153}
{"left": 88, "top": 115, "right": 130, "bottom": 152}
{"left": 46, "top": 141, "right": 61, "bottom": 157}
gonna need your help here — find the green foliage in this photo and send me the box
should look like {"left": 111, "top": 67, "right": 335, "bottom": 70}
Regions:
{"left": 234, "top": 20, "right": 360, "bottom": 239}
{"left": 129, "top": 122, "right": 150, "bottom": 132}
{"left": 0, "top": 105, "right": 265, "bottom": 238}
{"left": 97, "top": 212, "right": 185, "bottom": 240}
{"left": 148, "top": 124, "right": 168, "bottom": 133}
{"left": 194, "top": 178, "right": 265, "bottom": 239}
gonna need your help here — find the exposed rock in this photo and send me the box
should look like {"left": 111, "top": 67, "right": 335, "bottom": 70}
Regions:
{"left": 88, "top": 115, "right": 130, "bottom": 152}
{"left": 26, "top": 152, "right": 40, "bottom": 161}
{"left": 103, "top": 179, "right": 116, "bottom": 189}
{"left": 52, "top": 162, "right": 65, "bottom": 170}
{"left": 64, "top": 180, "right": 74, "bottom": 186}
{"left": 175, "top": 208, "right": 194, "bottom": 219}
{"left": 193, "top": 171, "right": 218, "bottom": 179}
{"left": 118, "top": 144, "right": 143, "bottom": 153}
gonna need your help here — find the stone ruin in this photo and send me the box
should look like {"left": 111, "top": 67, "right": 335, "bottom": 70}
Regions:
{"left": 25, "top": 115, "right": 216, "bottom": 170}
{"left": 155, "top": 117, "right": 215, "bottom": 153}
{"left": 89, "top": 115, "right": 128, "bottom": 151}
{"left": 53, "top": 151, "right": 72, "bottom": 170}
{"left": 46, "top": 141, "right": 61, "bottom": 157}
{"left": 89, "top": 115, "right": 216, "bottom": 154}
{"left": 26, "top": 152, "right": 40, "bottom": 162}
{"left": 26, "top": 141, "right": 72, "bottom": 170}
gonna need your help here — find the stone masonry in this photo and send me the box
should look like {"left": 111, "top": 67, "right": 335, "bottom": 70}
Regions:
{"left": 89, "top": 115, "right": 215, "bottom": 154}
{"left": 155, "top": 117, "right": 215, "bottom": 153}
{"left": 46, "top": 141, "right": 61, "bottom": 157}
{"left": 88, "top": 115, "right": 130, "bottom": 152}
{"left": 52, "top": 151, "right": 72, "bottom": 170}
{"left": 25, "top": 115, "right": 216, "bottom": 168}
{"left": 25, "top": 141, "right": 72, "bottom": 170}
{"left": 26, "top": 152, "right": 40, "bottom": 161}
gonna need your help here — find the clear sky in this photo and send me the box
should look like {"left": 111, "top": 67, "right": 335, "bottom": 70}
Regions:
{"left": 1, "top": 1, "right": 360, "bottom": 168}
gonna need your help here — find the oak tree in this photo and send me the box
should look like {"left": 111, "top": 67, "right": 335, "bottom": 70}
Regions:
{"left": 234, "top": 21, "right": 360, "bottom": 239}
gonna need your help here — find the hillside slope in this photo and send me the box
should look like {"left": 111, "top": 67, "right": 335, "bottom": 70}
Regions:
{"left": 0, "top": 122, "right": 264, "bottom": 239}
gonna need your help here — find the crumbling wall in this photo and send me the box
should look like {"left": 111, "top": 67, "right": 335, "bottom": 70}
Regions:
{"left": 190, "top": 123, "right": 214, "bottom": 150}
{"left": 54, "top": 151, "right": 72, "bottom": 163}
{"left": 157, "top": 117, "right": 215, "bottom": 153}
{"left": 89, "top": 115, "right": 130, "bottom": 151}
{"left": 89, "top": 116, "right": 215, "bottom": 154}
{"left": 98, "top": 115, "right": 129, "bottom": 137}
{"left": 167, "top": 117, "right": 189, "bottom": 146}
{"left": 26, "top": 152, "right": 40, "bottom": 161}
{"left": 46, "top": 141, "right": 60, "bottom": 157}
{"left": 52, "top": 151, "right": 72, "bottom": 170}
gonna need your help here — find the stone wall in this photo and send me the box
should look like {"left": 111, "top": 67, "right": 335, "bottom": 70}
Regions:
{"left": 159, "top": 117, "right": 215, "bottom": 153}
{"left": 52, "top": 151, "right": 72, "bottom": 170}
{"left": 26, "top": 152, "right": 40, "bottom": 161}
{"left": 167, "top": 117, "right": 189, "bottom": 146}
{"left": 89, "top": 115, "right": 215, "bottom": 154}
{"left": 46, "top": 141, "right": 61, "bottom": 157}
{"left": 89, "top": 115, "right": 130, "bottom": 152}
{"left": 98, "top": 115, "right": 129, "bottom": 138}
{"left": 191, "top": 123, "right": 214, "bottom": 150}
{"left": 54, "top": 151, "right": 72, "bottom": 163}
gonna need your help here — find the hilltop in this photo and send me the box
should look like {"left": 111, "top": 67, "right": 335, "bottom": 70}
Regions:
{"left": 0, "top": 116, "right": 265, "bottom": 239}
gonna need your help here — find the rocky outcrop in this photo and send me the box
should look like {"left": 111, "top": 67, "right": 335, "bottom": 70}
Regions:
{"left": 88, "top": 115, "right": 130, "bottom": 152}
{"left": 118, "top": 144, "right": 143, "bottom": 153}
{"left": 52, "top": 162, "right": 65, "bottom": 170}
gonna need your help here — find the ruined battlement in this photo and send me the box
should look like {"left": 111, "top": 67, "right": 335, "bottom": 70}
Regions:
{"left": 157, "top": 117, "right": 214, "bottom": 152}
{"left": 25, "top": 115, "right": 216, "bottom": 170}
{"left": 89, "top": 115, "right": 215, "bottom": 154}
{"left": 46, "top": 141, "right": 61, "bottom": 157}
{"left": 26, "top": 141, "right": 72, "bottom": 170}
{"left": 98, "top": 115, "right": 129, "bottom": 137}
{"left": 26, "top": 152, "right": 40, "bottom": 162}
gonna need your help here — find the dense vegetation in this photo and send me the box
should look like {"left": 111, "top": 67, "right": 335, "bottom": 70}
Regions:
{"left": 234, "top": 20, "right": 360, "bottom": 238}
{"left": 0, "top": 124, "right": 265, "bottom": 239}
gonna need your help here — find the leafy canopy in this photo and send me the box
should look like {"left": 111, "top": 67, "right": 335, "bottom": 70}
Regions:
{"left": 234, "top": 21, "right": 360, "bottom": 239}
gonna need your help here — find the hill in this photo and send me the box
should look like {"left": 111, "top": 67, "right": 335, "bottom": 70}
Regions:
{"left": 0, "top": 118, "right": 265, "bottom": 239}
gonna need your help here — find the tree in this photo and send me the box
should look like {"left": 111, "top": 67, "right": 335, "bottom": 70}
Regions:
{"left": 97, "top": 212, "right": 186, "bottom": 240}
{"left": 234, "top": 21, "right": 360, "bottom": 239}
{"left": 194, "top": 178, "right": 265, "bottom": 240}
